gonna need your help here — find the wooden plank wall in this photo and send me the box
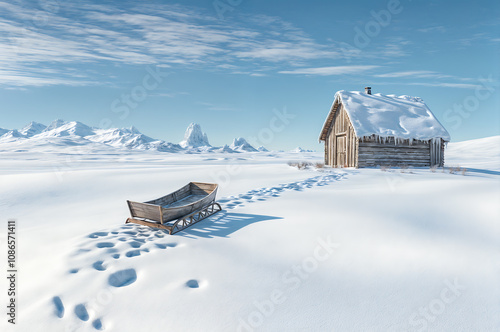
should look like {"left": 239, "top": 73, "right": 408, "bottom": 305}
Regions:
{"left": 325, "top": 104, "right": 357, "bottom": 167}
{"left": 358, "top": 137, "right": 431, "bottom": 167}
{"left": 327, "top": 125, "right": 333, "bottom": 166}
{"left": 429, "top": 138, "right": 445, "bottom": 167}
{"left": 324, "top": 127, "right": 330, "bottom": 165}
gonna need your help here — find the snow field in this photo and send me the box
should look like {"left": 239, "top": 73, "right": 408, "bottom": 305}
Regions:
{"left": 0, "top": 138, "right": 498, "bottom": 331}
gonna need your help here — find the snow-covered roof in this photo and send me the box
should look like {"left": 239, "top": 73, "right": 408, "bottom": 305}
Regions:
{"left": 319, "top": 90, "right": 450, "bottom": 142}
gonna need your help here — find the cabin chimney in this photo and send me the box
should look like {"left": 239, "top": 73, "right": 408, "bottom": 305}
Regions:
{"left": 365, "top": 87, "right": 371, "bottom": 95}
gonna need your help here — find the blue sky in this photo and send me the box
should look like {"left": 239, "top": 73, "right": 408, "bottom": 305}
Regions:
{"left": 0, "top": 0, "right": 499, "bottom": 150}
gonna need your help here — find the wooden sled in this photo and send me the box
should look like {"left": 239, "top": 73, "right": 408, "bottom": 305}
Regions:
{"left": 125, "top": 182, "right": 222, "bottom": 234}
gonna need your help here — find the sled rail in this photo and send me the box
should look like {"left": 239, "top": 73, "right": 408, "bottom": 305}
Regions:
{"left": 126, "top": 202, "right": 222, "bottom": 234}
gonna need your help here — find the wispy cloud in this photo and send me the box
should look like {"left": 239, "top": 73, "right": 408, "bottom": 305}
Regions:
{"left": 375, "top": 70, "right": 454, "bottom": 79}
{"left": 0, "top": 1, "right": 359, "bottom": 86}
{"left": 451, "top": 32, "right": 493, "bottom": 48}
{"left": 149, "top": 91, "right": 189, "bottom": 98}
{"left": 196, "top": 101, "right": 241, "bottom": 112}
{"left": 371, "top": 70, "right": 484, "bottom": 89}
{"left": 407, "top": 82, "right": 482, "bottom": 89}
{"left": 0, "top": 68, "right": 97, "bottom": 87}
{"left": 380, "top": 44, "right": 408, "bottom": 57}
{"left": 365, "top": 80, "right": 485, "bottom": 90}
{"left": 417, "top": 25, "right": 446, "bottom": 33}
{"left": 279, "top": 65, "right": 379, "bottom": 76}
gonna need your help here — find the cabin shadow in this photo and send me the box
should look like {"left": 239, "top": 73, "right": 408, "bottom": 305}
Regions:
{"left": 461, "top": 167, "right": 500, "bottom": 176}
{"left": 177, "top": 211, "right": 282, "bottom": 238}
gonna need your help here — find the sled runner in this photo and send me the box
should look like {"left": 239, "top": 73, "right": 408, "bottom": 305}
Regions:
{"left": 125, "top": 182, "right": 222, "bottom": 234}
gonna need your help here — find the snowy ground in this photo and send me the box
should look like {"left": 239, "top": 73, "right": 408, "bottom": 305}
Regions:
{"left": 0, "top": 138, "right": 499, "bottom": 332}
{"left": 445, "top": 135, "right": 500, "bottom": 171}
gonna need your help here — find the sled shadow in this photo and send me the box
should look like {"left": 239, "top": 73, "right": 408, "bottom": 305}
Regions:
{"left": 178, "top": 211, "right": 282, "bottom": 238}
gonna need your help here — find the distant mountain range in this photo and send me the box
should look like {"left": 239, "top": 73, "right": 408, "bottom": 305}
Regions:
{"left": 0, "top": 120, "right": 302, "bottom": 153}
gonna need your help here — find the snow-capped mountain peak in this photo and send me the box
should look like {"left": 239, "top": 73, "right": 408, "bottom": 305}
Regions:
{"left": 37, "top": 120, "right": 94, "bottom": 138}
{"left": 19, "top": 121, "right": 47, "bottom": 137}
{"left": 0, "top": 129, "right": 24, "bottom": 142}
{"left": 89, "top": 126, "right": 155, "bottom": 149}
{"left": 216, "top": 144, "right": 237, "bottom": 153}
{"left": 290, "top": 147, "right": 314, "bottom": 153}
{"left": 43, "top": 119, "right": 66, "bottom": 132}
{"left": 230, "top": 137, "right": 257, "bottom": 152}
{"left": 128, "top": 126, "right": 141, "bottom": 134}
{"left": 180, "top": 123, "right": 210, "bottom": 148}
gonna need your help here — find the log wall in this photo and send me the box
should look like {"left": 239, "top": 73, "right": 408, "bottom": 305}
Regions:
{"left": 358, "top": 137, "right": 435, "bottom": 167}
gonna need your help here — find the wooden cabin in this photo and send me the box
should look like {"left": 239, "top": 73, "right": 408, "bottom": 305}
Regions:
{"left": 319, "top": 87, "right": 450, "bottom": 168}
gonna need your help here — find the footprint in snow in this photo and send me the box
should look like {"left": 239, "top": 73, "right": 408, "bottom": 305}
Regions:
{"left": 52, "top": 296, "right": 64, "bottom": 318}
{"left": 92, "top": 261, "right": 106, "bottom": 271}
{"left": 96, "top": 242, "right": 114, "bottom": 248}
{"left": 108, "top": 269, "right": 137, "bottom": 287}
{"left": 125, "top": 249, "right": 141, "bottom": 257}
{"left": 74, "top": 303, "right": 89, "bottom": 321}
{"left": 88, "top": 232, "right": 108, "bottom": 239}
{"left": 185, "top": 279, "right": 200, "bottom": 288}
{"left": 128, "top": 241, "right": 143, "bottom": 248}
{"left": 92, "top": 318, "right": 104, "bottom": 330}
{"left": 154, "top": 242, "right": 177, "bottom": 249}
